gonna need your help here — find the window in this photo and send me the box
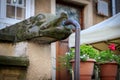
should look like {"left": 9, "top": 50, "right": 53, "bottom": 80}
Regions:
{"left": 0, "top": 0, "right": 34, "bottom": 29}
{"left": 6, "top": 0, "right": 25, "bottom": 20}
{"left": 116, "top": 0, "right": 120, "bottom": 14}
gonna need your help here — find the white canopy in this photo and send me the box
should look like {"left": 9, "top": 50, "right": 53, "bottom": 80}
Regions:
{"left": 69, "top": 13, "right": 120, "bottom": 50}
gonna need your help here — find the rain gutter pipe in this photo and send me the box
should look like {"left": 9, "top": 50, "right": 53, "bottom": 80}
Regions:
{"left": 63, "top": 19, "right": 80, "bottom": 80}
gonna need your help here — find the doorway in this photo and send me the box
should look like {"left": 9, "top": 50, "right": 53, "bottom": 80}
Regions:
{"left": 56, "top": 1, "right": 84, "bottom": 80}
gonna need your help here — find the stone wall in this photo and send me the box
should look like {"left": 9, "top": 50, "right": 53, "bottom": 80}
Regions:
{"left": 35, "top": 0, "right": 52, "bottom": 15}
{"left": 26, "top": 43, "right": 52, "bottom": 80}
{"left": 0, "top": 0, "right": 56, "bottom": 80}
{"left": 0, "top": 42, "right": 52, "bottom": 80}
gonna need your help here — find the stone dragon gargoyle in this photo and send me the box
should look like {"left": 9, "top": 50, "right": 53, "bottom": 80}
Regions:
{"left": 0, "top": 12, "right": 73, "bottom": 44}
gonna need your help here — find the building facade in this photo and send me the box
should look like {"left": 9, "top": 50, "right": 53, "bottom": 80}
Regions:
{"left": 0, "top": 0, "right": 119, "bottom": 80}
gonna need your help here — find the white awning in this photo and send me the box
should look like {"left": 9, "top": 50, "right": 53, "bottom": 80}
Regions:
{"left": 69, "top": 12, "right": 120, "bottom": 51}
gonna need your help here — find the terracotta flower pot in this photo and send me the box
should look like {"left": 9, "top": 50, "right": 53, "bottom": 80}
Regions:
{"left": 70, "top": 59, "right": 96, "bottom": 80}
{"left": 99, "top": 62, "right": 118, "bottom": 80}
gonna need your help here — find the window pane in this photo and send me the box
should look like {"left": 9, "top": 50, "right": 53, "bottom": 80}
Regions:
{"left": 6, "top": 0, "right": 26, "bottom": 20}
{"left": 6, "top": 5, "right": 15, "bottom": 19}
{"left": 12, "top": 0, "right": 17, "bottom": 4}
{"left": 7, "top": 0, "right": 11, "bottom": 4}
{"left": 17, "top": 7, "right": 25, "bottom": 20}
{"left": 18, "top": 0, "right": 22, "bottom": 5}
{"left": 18, "top": 0, "right": 25, "bottom": 7}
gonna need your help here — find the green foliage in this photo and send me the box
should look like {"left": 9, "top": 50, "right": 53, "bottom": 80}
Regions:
{"left": 96, "top": 50, "right": 120, "bottom": 65}
{"left": 60, "top": 44, "right": 99, "bottom": 71}
{"left": 80, "top": 44, "right": 99, "bottom": 61}
{"left": 59, "top": 50, "right": 74, "bottom": 72}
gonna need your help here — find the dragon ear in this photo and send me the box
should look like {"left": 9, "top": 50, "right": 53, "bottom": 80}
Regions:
{"left": 58, "top": 10, "right": 68, "bottom": 18}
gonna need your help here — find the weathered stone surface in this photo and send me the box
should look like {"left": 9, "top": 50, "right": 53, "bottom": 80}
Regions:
{"left": 0, "top": 12, "right": 72, "bottom": 44}
{"left": 0, "top": 55, "right": 29, "bottom": 67}
{"left": 0, "top": 65, "right": 27, "bottom": 80}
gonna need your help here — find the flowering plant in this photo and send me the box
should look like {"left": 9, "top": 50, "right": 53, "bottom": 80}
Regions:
{"left": 60, "top": 45, "right": 99, "bottom": 71}
{"left": 96, "top": 44, "right": 120, "bottom": 64}
{"left": 108, "top": 43, "right": 116, "bottom": 50}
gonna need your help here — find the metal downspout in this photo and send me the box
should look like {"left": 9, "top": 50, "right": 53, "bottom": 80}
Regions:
{"left": 63, "top": 19, "right": 81, "bottom": 80}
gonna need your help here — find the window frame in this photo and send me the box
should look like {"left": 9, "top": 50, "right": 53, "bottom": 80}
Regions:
{"left": 6, "top": 0, "right": 26, "bottom": 20}
{"left": 0, "top": 0, "right": 34, "bottom": 28}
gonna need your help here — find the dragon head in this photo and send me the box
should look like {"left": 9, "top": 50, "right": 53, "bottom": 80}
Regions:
{"left": 0, "top": 12, "right": 73, "bottom": 44}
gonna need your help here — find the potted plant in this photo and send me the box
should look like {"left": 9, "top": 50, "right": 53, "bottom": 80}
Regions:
{"left": 60, "top": 44, "right": 99, "bottom": 80}
{"left": 96, "top": 43, "right": 120, "bottom": 80}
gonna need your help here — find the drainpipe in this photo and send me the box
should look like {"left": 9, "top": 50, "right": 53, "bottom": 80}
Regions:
{"left": 63, "top": 19, "right": 80, "bottom": 80}
{"left": 112, "top": 0, "right": 116, "bottom": 16}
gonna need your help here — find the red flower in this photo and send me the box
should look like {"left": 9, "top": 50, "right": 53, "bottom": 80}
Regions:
{"left": 108, "top": 44, "right": 116, "bottom": 51}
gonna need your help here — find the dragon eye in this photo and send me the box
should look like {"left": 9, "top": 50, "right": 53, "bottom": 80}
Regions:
{"left": 37, "top": 14, "right": 46, "bottom": 21}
